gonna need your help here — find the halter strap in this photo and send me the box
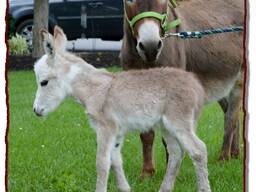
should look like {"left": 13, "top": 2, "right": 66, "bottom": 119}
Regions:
{"left": 162, "top": 18, "right": 182, "bottom": 32}
{"left": 169, "top": 0, "right": 177, "bottom": 8}
{"left": 126, "top": 11, "right": 181, "bottom": 35}
{"left": 127, "top": 11, "right": 167, "bottom": 29}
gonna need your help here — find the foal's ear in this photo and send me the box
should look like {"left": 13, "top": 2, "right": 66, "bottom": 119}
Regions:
{"left": 53, "top": 26, "right": 67, "bottom": 52}
{"left": 40, "top": 29, "right": 54, "bottom": 56}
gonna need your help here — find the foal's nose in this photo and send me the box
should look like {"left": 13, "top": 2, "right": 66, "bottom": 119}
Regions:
{"left": 137, "top": 39, "right": 163, "bottom": 62}
{"left": 33, "top": 107, "right": 43, "bottom": 117}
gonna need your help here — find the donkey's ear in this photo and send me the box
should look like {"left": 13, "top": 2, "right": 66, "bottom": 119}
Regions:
{"left": 40, "top": 29, "right": 54, "bottom": 55}
{"left": 53, "top": 26, "right": 67, "bottom": 52}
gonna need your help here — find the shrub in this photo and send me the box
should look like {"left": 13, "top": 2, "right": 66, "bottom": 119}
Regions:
{"left": 8, "top": 34, "right": 29, "bottom": 55}
{"left": 8, "top": 15, "right": 15, "bottom": 39}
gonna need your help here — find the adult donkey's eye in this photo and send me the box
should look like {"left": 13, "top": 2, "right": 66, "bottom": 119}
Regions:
{"left": 40, "top": 80, "right": 49, "bottom": 87}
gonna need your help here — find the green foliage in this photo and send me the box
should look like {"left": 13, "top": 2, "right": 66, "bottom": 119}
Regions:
{"left": 8, "top": 15, "right": 15, "bottom": 39}
{"left": 8, "top": 70, "right": 244, "bottom": 192}
{"left": 8, "top": 34, "right": 29, "bottom": 55}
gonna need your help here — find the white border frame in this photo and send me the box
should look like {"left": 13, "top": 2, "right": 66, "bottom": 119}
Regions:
{"left": 0, "top": 0, "right": 255, "bottom": 192}
{"left": 248, "top": 0, "right": 256, "bottom": 191}
{"left": 0, "top": 1, "right": 7, "bottom": 192}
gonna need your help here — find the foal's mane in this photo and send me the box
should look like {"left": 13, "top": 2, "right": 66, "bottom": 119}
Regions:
{"left": 59, "top": 51, "right": 87, "bottom": 65}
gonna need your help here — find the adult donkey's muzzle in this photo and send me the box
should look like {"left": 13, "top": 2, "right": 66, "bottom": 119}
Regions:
{"left": 137, "top": 39, "right": 163, "bottom": 62}
{"left": 135, "top": 20, "right": 163, "bottom": 62}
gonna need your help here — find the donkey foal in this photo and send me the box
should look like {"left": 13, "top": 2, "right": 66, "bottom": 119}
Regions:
{"left": 33, "top": 26, "right": 211, "bottom": 192}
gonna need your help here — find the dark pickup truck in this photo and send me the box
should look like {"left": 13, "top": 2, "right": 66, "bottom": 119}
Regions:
{"left": 9, "top": 0, "right": 124, "bottom": 45}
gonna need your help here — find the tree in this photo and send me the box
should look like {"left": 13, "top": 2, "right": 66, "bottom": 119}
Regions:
{"left": 32, "top": 0, "right": 49, "bottom": 58}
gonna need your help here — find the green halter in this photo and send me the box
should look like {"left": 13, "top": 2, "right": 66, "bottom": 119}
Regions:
{"left": 169, "top": 0, "right": 177, "bottom": 8}
{"left": 125, "top": 0, "right": 181, "bottom": 35}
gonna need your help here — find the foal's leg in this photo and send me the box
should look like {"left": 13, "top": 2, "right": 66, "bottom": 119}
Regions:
{"left": 159, "top": 130, "right": 184, "bottom": 192}
{"left": 140, "top": 130, "right": 155, "bottom": 178}
{"left": 111, "top": 137, "right": 131, "bottom": 192}
{"left": 95, "top": 129, "right": 115, "bottom": 192}
{"left": 178, "top": 133, "right": 210, "bottom": 192}
{"left": 219, "top": 79, "right": 242, "bottom": 160}
{"left": 163, "top": 117, "right": 211, "bottom": 192}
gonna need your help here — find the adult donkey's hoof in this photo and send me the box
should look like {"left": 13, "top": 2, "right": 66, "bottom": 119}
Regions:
{"left": 219, "top": 153, "right": 230, "bottom": 161}
{"left": 231, "top": 148, "right": 240, "bottom": 158}
{"left": 140, "top": 167, "right": 155, "bottom": 179}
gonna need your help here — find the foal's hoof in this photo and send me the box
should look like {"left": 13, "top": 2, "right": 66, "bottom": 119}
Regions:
{"left": 118, "top": 187, "right": 131, "bottom": 192}
{"left": 140, "top": 168, "right": 155, "bottom": 179}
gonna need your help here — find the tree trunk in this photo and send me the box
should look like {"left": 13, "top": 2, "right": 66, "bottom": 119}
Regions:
{"left": 32, "top": 0, "right": 49, "bottom": 59}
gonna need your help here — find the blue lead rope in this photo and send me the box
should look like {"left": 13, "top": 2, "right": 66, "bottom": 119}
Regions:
{"left": 164, "top": 26, "right": 244, "bottom": 39}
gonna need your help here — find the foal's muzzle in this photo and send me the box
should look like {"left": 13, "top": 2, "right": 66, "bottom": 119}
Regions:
{"left": 33, "top": 107, "right": 44, "bottom": 117}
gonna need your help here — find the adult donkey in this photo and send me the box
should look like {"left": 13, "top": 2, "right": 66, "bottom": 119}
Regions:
{"left": 120, "top": 0, "right": 244, "bottom": 177}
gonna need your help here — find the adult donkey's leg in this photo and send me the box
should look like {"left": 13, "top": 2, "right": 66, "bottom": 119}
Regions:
{"left": 219, "top": 77, "right": 243, "bottom": 160}
{"left": 230, "top": 78, "right": 243, "bottom": 158}
{"left": 231, "top": 117, "right": 241, "bottom": 158}
{"left": 218, "top": 98, "right": 231, "bottom": 160}
{"left": 140, "top": 130, "right": 155, "bottom": 178}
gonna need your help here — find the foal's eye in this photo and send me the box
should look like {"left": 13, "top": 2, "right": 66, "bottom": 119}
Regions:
{"left": 40, "top": 80, "right": 49, "bottom": 87}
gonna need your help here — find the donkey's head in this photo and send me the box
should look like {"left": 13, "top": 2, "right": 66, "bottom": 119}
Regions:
{"left": 33, "top": 26, "right": 71, "bottom": 117}
{"left": 124, "top": 0, "right": 169, "bottom": 62}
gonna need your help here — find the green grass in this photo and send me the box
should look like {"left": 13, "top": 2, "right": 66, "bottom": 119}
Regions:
{"left": 8, "top": 69, "right": 244, "bottom": 192}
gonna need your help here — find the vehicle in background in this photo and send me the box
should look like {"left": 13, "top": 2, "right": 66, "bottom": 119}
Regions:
{"left": 9, "top": 0, "right": 124, "bottom": 48}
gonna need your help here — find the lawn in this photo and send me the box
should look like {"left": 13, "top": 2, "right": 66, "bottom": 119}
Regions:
{"left": 7, "top": 69, "right": 244, "bottom": 192}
